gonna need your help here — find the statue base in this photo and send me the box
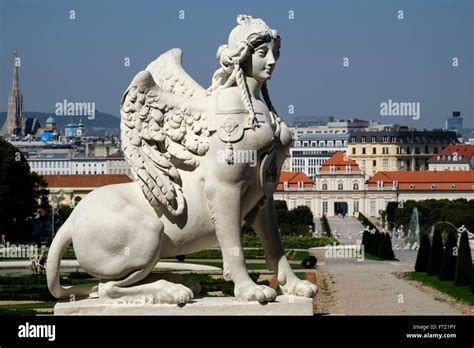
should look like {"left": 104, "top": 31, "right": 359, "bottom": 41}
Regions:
{"left": 54, "top": 295, "right": 314, "bottom": 315}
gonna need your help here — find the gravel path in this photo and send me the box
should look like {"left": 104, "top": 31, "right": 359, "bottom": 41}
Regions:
{"left": 324, "top": 251, "right": 464, "bottom": 315}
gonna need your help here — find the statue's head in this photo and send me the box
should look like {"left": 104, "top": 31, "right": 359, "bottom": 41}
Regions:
{"left": 208, "top": 15, "right": 281, "bottom": 123}
{"left": 225, "top": 15, "right": 280, "bottom": 82}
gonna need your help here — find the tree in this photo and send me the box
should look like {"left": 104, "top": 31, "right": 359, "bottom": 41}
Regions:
{"left": 320, "top": 215, "right": 332, "bottom": 237}
{"left": 438, "top": 231, "right": 458, "bottom": 281}
{"left": 367, "top": 231, "right": 377, "bottom": 256}
{"left": 379, "top": 233, "right": 395, "bottom": 260}
{"left": 56, "top": 204, "right": 73, "bottom": 226}
{"left": 374, "top": 231, "right": 383, "bottom": 257}
{"left": 0, "top": 139, "right": 44, "bottom": 242}
{"left": 386, "top": 199, "right": 474, "bottom": 242}
{"left": 290, "top": 206, "right": 313, "bottom": 227}
{"left": 274, "top": 200, "right": 288, "bottom": 225}
{"left": 361, "top": 230, "right": 369, "bottom": 252}
{"left": 428, "top": 229, "right": 444, "bottom": 276}
{"left": 454, "top": 231, "right": 473, "bottom": 286}
{"left": 415, "top": 233, "right": 431, "bottom": 272}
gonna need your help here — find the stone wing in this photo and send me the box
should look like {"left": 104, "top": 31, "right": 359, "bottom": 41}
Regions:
{"left": 120, "top": 49, "right": 210, "bottom": 216}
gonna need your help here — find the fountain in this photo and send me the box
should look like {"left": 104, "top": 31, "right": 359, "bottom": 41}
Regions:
{"left": 407, "top": 207, "right": 420, "bottom": 245}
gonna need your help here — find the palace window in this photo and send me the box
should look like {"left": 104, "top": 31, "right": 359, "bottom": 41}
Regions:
{"left": 370, "top": 200, "right": 376, "bottom": 215}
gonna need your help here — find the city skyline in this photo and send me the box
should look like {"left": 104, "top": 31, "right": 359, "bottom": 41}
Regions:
{"left": 0, "top": 0, "right": 472, "bottom": 129}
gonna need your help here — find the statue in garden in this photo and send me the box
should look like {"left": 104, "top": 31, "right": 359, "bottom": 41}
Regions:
{"left": 46, "top": 15, "right": 317, "bottom": 304}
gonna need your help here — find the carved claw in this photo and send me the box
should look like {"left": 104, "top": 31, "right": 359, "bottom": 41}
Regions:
{"left": 280, "top": 277, "right": 318, "bottom": 298}
{"left": 234, "top": 281, "right": 276, "bottom": 303}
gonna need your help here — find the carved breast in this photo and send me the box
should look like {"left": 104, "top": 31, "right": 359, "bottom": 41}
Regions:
{"left": 208, "top": 90, "right": 276, "bottom": 152}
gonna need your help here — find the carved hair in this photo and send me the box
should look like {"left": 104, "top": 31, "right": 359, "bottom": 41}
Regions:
{"left": 207, "top": 15, "right": 281, "bottom": 121}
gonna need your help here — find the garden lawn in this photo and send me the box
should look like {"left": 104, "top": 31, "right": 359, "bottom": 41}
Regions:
{"left": 404, "top": 271, "right": 474, "bottom": 306}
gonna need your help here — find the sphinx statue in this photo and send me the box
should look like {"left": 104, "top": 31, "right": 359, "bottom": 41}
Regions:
{"left": 46, "top": 15, "right": 317, "bottom": 304}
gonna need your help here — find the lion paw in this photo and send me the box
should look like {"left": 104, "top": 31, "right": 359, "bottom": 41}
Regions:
{"left": 99, "top": 279, "right": 194, "bottom": 305}
{"left": 234, "top": 282, "right": 276, "bottom": 303}
{"left": 280, "top": 277, "right": 318, "bottom": 298}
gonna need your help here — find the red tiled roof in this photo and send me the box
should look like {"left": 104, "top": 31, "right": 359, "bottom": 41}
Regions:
{"left": 320, "top": 151, "right": 360, "bottom": 172}
{"left": 367, "top": 171, "right": 474, "bottom": 190}
{"left": 428, "top": 145, "right": 474, "bottom": 163}
{"left": 277, "top": 171, "right": 313, "bottom": 190}
{"left": 43, "top": 174, "right": 133, "bottom": 188}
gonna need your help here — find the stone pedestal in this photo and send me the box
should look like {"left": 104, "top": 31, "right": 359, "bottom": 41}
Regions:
{"left": 54, "top": 295, "right": 314, "bottom": 316}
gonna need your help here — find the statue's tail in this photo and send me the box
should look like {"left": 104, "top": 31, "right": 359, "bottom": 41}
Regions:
{"left": 46, "top": 220, "right": 97, "bottom": 299}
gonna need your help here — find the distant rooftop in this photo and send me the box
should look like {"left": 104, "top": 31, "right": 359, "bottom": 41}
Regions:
{"left": 320, "top": 151, "right": 360, "bottom": 172}
{"left": 427, "top": 144, "right": 474, "bottom": 163}
{"left": 43, "top": 174, "right": 132, "bottom": 188}
{"left": 368, "top": 171, "right": 474, "bottom": 191}
{"left": 276, "top": 171, "right": 313, "bottom": 190}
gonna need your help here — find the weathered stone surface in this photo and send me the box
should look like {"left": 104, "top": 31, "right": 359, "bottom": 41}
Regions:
{"left": 54, "top": 295, "right": 313, "bottom": 316}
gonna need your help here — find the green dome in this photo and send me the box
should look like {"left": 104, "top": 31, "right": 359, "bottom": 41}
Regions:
{"left": 46, "top": 115, "right": 55, "bottom": 124}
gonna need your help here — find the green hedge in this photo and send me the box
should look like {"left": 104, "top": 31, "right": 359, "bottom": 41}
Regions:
{"left": 361, "top": 230, "right": 395, "bottom": 260}
{"left": 242, "top": 234, "right": 338, "bottom": 249}
{"left": 358, "top": 212, "right": 379, "bottom": 232}
{"left": 428, "top": 229, "right": 444, "bottom": 276}
{"left": 415, "top": 234, "right": 431, "bottom": 272}
{"left": 320, "top": 215, "right": 332, "bottom": 237}
{"left": 455, "top": 231, "right": 473, "bottom": 286}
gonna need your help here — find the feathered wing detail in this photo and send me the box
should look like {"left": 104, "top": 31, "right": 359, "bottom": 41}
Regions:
{"left": 146, "top": 48, "right": 207, "bottom": 100}
{"left": 120, "top": 49, "right": 210, "bottom": 216}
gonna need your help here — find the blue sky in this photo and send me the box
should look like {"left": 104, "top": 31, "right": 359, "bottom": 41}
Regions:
{"left": 0, "top": 0, "right": 472, "bottom": 128}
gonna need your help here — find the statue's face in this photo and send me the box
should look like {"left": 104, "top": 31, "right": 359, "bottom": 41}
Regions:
{"left": 244, "top": 39, "right": 279, "bottom": 82}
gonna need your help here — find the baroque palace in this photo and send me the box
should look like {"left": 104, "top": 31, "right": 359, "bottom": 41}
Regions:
{"left": 274, "top": 152, "right": 474, "bottom": 218}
